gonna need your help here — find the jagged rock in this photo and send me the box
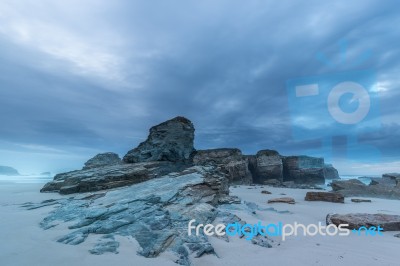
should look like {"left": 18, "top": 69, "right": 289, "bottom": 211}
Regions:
{"left": 123, "top": 116, "right": 195, "bottom": 163}
{"left": 282, "top": 156, "right": 325, "bottom": 184}
{"left": 383, "top": 173, "right": 400, "bottom": 180}
{"left": 267, "top": 197, "right": 295, "bottom": 204}
{"left": 89, "top": 235, "right": 120, "bottom": 255}
{"left": 326, "top": 213, "right": 400, "bottom": 231}
{"left": 331, "top": 179, "right": 366, "bottom": 191}
{"left": 41, "top": 161, "right": 187, "bottom": 194}
{"left": 83, "top": 152, "right": 122, "bottom": 170}
{"left": 0, "top": 165, "right": 20, "bottom": 176}
{"left": 305, "top": 192, "right": 344, "bottom": 203}
{"left": 323, "top": 164, "right": 339, "bottom": 179}
{"left": 25, "top": 166, "right": 270, "bottom": 265}
{"left": 351, "top": 199, "right": 372, "bottom": 203}
{"left": 331, "top": 179, "right": 400, "bottom": 199}
{"left": 193, "top": 148, "right": 252, "bottom": 184}
{"left": 370, "top": 173, "right": 400, "bottom": 187}
{"left": 247, "top": 150, "right": 283, "bottom": 183}
{"left": 370, "top": 176, "right": 397, "bottom": 187}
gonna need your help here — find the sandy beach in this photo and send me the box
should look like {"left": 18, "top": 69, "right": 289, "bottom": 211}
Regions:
{"left": 1, "top": 179, "right": 399, "bottom": 266}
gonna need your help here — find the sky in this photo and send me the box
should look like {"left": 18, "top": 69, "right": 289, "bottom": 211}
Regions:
{"left": 0, "top": 0, "right": 399, "bottom": 175}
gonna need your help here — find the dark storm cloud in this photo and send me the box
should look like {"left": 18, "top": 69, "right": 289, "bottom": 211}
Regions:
{"left": 0, "top": 0, "right": 399, "bottom": 173}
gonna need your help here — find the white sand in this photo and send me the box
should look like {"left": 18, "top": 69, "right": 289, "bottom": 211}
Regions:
{"left": 1, "top": 182, "right": 399, "bottom": 266}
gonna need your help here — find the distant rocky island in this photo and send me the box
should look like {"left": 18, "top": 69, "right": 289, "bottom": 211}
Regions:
{"left": 0, "top": 166, "right": 20, "bottom": 176}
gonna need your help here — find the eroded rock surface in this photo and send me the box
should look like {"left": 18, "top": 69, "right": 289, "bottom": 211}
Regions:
{"left": 26, "top": 166, "right": 273, "bottom": 265}
{"left": 41, "top": 161, "right": 187, "bottom": 194}
{"left": 323, "top": 164, "right": 339, "bottom": 179}
{"left": 326, "top": 213, "right": 400, "bottom": 231}
{"left": 248, "top": 150, "right": 283, "bottom": 183}
{"left": 267, "top": 197, "right": 295, "bottom": 204}
{"left": 305, "top": 191, "right": 344, "bottom": 203}
{"left": 83, "top": 152, "right": 122, "bottom": 170}
{"left": 123, "top": 116, "right": 195, "bottom": 163}
{"left": 331, "top": 179, "right": 400, "bottom": 199}
{"left": 193, "top": 148, "right": 252, "bottom": 184}
{"left": 282, "top": 156, "right": 325, "bottom": 184}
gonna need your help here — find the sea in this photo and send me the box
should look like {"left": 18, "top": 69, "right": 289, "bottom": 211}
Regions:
{"left": 0, "top": 174, "right": 53, "bottom": 184}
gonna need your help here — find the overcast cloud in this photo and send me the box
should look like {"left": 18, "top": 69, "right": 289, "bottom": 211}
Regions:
{"left": 0, "top": 0, "right": 399, "bottom": 175}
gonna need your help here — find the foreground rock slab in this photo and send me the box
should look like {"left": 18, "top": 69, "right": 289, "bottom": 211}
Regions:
{"left": 305, "top": 192, "right": 344, "bottom": 203}
{"left": 41, "top": 161, "right": 187, "bottom": 194}
{"left": 26, "top": 166, "right": 274, "bottom": 265}
{"left": 326, "top": 213, "right": 400, "bottom": 230}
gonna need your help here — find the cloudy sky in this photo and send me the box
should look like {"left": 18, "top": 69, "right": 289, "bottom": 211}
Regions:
{"left": 0, "top": 0, "right": 399, "bottom": 175}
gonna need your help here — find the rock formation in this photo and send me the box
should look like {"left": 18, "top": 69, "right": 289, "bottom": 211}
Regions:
{"left": 323, "top": 164, "right": 340, "bottom": 179}
{"left": 193, "top": 148, "right": 252, "bottom": 184}
{"left": 41, "top": 117, "right": 339, "bottom": 195}
{"left": 83, "top": 152, "right": 122, "bottom": 170}
{"left": 123, "top": 116, "right": 195, "bottom": 164}
{"left": 247, "top": 150, "right": 283, "bottom": 183}
{"left": 331, "top": 179, "right": 400, "bottom": 199}
{"left": 282, "top": 156, "right": 325, "bottom": 184}
{"left": 28, "top": 166, "right": 273, "bottom": 265}
{"left": 35, "top": 116, "right": 347, "bottom": 264}
{"left": 0, "top": 165, "right": 20, "bottom": 176}
{"left": 41, "top": 161, "right": 187, "bottom": 194}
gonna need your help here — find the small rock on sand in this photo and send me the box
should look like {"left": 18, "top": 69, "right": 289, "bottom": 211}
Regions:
{"left": 305, "top": 192, "right": 344, "bottom": 203}
{"left": 267, "top": 197, "right": 295, "bottom": 204}
{"left": 351, "top": 199, "right": 372, "bottom": 203}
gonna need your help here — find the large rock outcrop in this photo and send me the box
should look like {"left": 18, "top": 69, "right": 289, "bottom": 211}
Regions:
{"left": 123, "top": 116, "right": 195, "bottom": 164}
{"left": 193, "top": 148, "right": 252, "bottom": 184}
{"left": 248, "top": 150, "right": 283, "bottom": 183}
{"left": 83, "top": 152, "right": 122, "bottom": 170}
{"left": 0, "top": 166, "right": 20, "bottom": 176}
{"left": 282, "top": 156, "right": 325, "bottom": 184}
